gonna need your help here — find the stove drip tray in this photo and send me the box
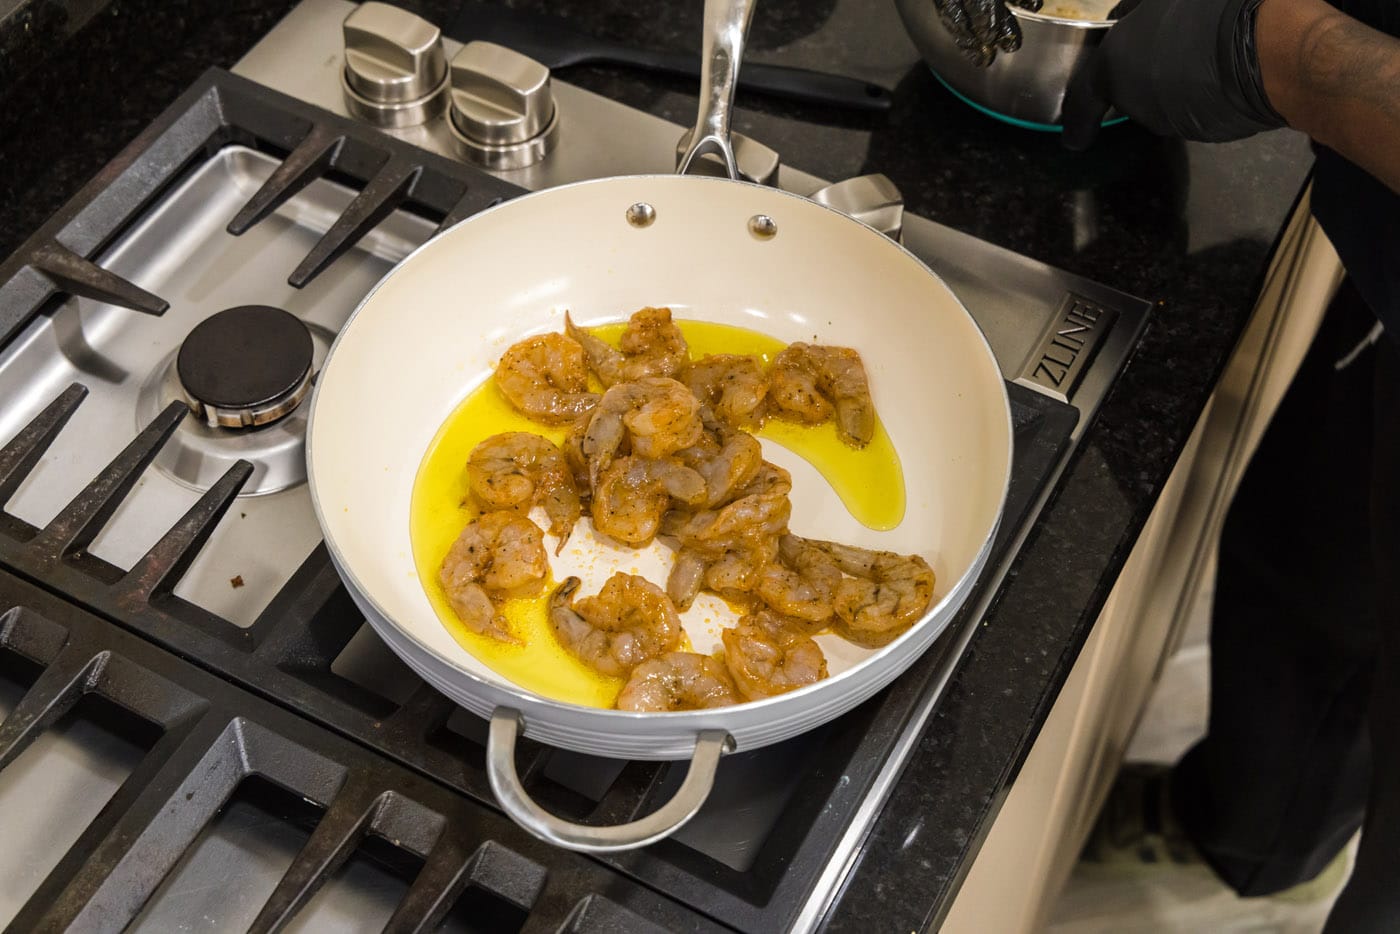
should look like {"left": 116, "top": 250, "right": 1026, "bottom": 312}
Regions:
{"left": 136, "top": 315, "right": 336, "bottom": 496}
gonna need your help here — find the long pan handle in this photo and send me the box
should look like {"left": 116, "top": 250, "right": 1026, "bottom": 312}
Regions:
{"left": 486, "top": 708, "right": 733, "bottom": 852}
{"left": 676, "top": 0, "right": 757, "bottom": 179}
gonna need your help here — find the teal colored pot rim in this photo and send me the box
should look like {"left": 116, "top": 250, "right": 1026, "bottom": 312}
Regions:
{"left": 929, "top": 68, "right": 1129, "bottom": 133}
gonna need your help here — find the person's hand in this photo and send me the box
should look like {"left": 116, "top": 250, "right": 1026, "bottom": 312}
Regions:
{"left": 934, "top": 0, "right": 1044, "bottom": 67}
{"left": 1061, "top": 0, "right": 1286, "bottom": 149}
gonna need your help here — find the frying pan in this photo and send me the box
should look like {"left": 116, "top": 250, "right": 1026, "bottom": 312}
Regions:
{"left": 306, "top": 0, "right": 1012, "bottom": 852}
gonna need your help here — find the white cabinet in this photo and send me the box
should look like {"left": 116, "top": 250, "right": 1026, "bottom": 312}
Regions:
{"left": 940, "top": 193, "right": 1343, "bottom": 934}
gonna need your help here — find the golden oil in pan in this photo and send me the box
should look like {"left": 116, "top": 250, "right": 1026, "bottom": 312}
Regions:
{"left": 593, "top": 320, "right": 907, "bottom": 531}
{"left": 409, "top": 318, "right": 906, "bottom": 708}
{"left": 408, "top": 382, "right": 626, "bottom": 708}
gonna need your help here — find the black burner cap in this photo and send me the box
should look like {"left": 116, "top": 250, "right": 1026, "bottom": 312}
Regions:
{"left": 177, "top": 305, "right": 313, "bottom": 427}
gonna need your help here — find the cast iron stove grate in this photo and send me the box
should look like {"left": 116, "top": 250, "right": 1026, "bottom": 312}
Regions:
{"left": 0, "top": 68, "right": 1079, "bottom": 932}
{"left": 0, "top": 569, "right": 719, "bottom": 931}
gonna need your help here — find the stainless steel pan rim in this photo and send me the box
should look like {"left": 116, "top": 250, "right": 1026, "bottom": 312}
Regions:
{"left": 1012, "top": 8, "right": 1114, "bottom": 28}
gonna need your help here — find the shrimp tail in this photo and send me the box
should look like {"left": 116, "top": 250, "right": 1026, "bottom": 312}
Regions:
{"left": 581, "top": 410, "right": 624, "bottom": 492}
{"left": 488, "top": 613, "right": 524, "bottom": 646}
{"left": 565, "top": 311, "right": 624, "bottom": 387}
{"left": 547, "top": 576, "right": 588, "bottom": 645}
{"left": 836, "top": 398, "right": 874, "bottom": 449}
{"left": 543, "top": 488, "right": 581, "bottom": 555}
{"left": 667, "top": 548, "right": 707, "bottom": 610}
{"left": 551, "top": 575, "right": 582, "bottom": 606}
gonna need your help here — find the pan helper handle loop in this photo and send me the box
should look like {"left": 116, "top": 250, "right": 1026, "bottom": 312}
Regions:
{"left": 677, "top": 0, "right": 757, "bottom": 180}
{"left": 486, "top": 708, "right": 735, "bottom": 852}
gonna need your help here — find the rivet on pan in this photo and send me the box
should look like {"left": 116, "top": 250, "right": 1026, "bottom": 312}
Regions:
{"left": 626, "top": 202, "right": 656, "bottom": 228}
{"left": 748, "top": 214, "right": 777, "bottom": 240}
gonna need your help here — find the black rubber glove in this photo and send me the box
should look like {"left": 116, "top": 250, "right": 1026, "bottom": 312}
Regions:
{"left": 934, "top": 0, "right": 1043, "bottom": 67}
{"left": 1060, "top": 0, "right": 1286, "bottom": 149}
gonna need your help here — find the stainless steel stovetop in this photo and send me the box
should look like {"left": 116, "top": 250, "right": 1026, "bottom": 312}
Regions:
{"left": 239, "top": 0, "right": 1144, "bottom": 423}
{"left": 0, "top": 1, "right": 1150, "bottom": 930}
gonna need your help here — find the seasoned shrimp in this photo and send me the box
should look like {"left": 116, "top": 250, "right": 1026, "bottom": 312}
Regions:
{"left": 662, "top": 462, "right": 791, "bottom": 607}
{"left": 768, "top": 342, "right": 874, "bottom": 448}
{"left": 438, "top": 512, "right": 549, "bottom": 644}
{"left": 495, "top": 332, "right": 598, "bottom": 425}
{"left": 736, "top": 460, "right": 794, "bottom": 500}
{"left": 754, "top": 534, "right": 842, "bottom": 624}
{"left": 616, "top": 652, "right": 741, "bottom": 711}
{"left": 581, "top": 377, "right": 703, "bottom": 485}
{"left": 804, "top": 539, "right": 936, "bottom": 646}
{"left": 564, "top": 312, "right": 625, "bottom": 386}
{"left": 722, "top": 610, "right": 828, "bottom": 700}
{"left": 565, "top": 307, "right": 689, "bottom": 386}
{"left": 675, "top": 427, "right": 763, "bottom": 508}
{"left": 679, "top": 353, "right": 768, "bottom": 430}
{"left": 665, "top": 537, "right": 779, "bottom": 610}
{"left": 557, "top": 419, "right": 593, "bottom": 496}
{"left": 662, "top": 461, "right": 792, "bottom": 553}
{"left": 667, "top": 547, "right": 709, "bottom": 609}
{"left": 468, "top": 432, "right": 581, "bottom": 550}
{"left": 549, "top": 574, "right": 682, "bottom": 677}
{"left": 701, "top": 540, "right": 780, "bottom": 600}
{"left": 619, "top": 306, "right": 688, "bottom": 378}
{"left": 591, "top": 455, "right": 706, "bottom": 546}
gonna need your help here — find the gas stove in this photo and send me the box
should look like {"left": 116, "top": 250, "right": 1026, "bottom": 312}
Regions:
{"left": 0, "top": 1, "right": 1150, "bottom": 930}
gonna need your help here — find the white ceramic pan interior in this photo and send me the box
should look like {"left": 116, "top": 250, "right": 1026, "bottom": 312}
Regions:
{"left": 309, "top": 173, "right": 1010, "bottom": 754}
{"left": 307, "top": 0, "right": 1010, "bottom": 854}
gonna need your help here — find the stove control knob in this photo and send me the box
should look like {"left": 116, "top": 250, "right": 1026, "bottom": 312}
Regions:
{"left": 809, "top": 174, "right": 905, "bottom": 242}
{"left": 342, "top": 2, "right": 449, "bottom": 128}
{"left": 448, "top": 41, "right": 560, "bottom": 170}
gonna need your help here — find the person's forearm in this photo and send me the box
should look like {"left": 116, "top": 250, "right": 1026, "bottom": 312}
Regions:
{"left": 1257, "top": 0, "right": 1400, "bottom": 194}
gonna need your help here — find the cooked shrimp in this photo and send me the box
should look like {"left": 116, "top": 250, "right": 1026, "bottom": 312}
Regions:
{"left": 495, "top": 332, "right": 598, "bottom": 425}
{"left": 591, "top": 455, "right": 706, "bottom": 546}
{"left": 701, "top": 540, "right": 780, "bottom": 600}
{"left": 754, "top": 534, "right": 842, "bottom": 624}
{"left": 581, "top": 377, "right": 703, "bottom": 485}
{"left": 665, "top": 537, "right": 779, "bottom": 610}
{"left": 549, "top": 575, "right": 683, "bottom": 678}
{"left": 767, "top": 342, "right": 875, "bottom": 448}
{"left": 565, "top": 307, "right": 689, "bottom": 386}
{"left": 440, "top": 585, "right": 507, "bottom": 644}
{"left": 619, "top": 306, "right": 689, "bottom": 378}
{"left": 438, "top": 512, "right": 549, "bottom": 644}
{"left": 616, "top": 652, "right": 741, "bottom": 711}
{"left": 467, "top": 432, "right": 581, "bottom": 550}
{"left": 661, "top": 462, "right": 791, "bottom": 606}
{"left": 662, "top": 461, "right": 792, "bottom": 554}
{"left": 440, "top": 512, "right": 549, "bottom": 598}
{"left": 675, "top": 427, "right": 763, "bottom": 508}
{"left": 722, "top": 610, "right": 828, "bottom": 700}
{"left": 736, "top": 460, "right": 794, "bottom": 500}
{"left": 564, "top": 313, "right": 625, "bottom": 387}
{"left": 804, "top": 539, "right": 935, "bottom": 646}
{"left": 555, "top": 419, "right": 591, "bottom": 495}
{"left": 679, "top": 353, "right": 768, "bottom": 430}
{"left": 667, "top": 547, "right": 709, "bottom": 610}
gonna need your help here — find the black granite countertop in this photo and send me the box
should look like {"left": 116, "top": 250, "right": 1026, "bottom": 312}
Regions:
{"left": 0, "top": 1, "right": 1314, "bottom": 931}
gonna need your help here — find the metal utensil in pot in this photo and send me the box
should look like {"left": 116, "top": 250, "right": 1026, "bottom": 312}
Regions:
{"left": 894, "top": 0, "right": 1120, "bottom": 130}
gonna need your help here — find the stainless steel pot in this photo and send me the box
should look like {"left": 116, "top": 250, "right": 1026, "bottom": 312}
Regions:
{"left": 894, "top": 0, "right": 1117, "bottom": 130}
{"left": 306, "top": 0, "right": 1012, "bottom": 852}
